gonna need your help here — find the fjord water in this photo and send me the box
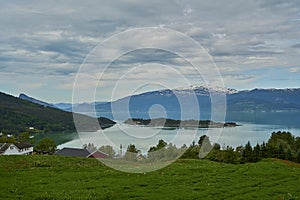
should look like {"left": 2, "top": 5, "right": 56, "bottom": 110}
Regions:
{"left": 59, "top": 112, "right": 300, "bottom": 154}
{"left": 226, "top": 111, "right": 300, "bottom": 129}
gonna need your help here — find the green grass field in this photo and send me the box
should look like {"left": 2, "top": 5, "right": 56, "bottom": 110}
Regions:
{"left": 0, "top": 156, "right": 299, "bottom": 200}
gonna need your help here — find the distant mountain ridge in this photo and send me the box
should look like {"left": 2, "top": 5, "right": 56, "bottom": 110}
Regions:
{"left": 17, "top": 85, "right": 300, "bottom": 126}
{"left": 227, "top": 88, "right": 300, "bottom": 112}
{"left": 54, "top": 102, "right": 107, "bottom": 112}
{"left": 19, "top": 93, "right": 57, "bottom": 108}
{"left": 18, "top": 93, "right": 107, "bottom": 112}
{"left": 51, "top": 86, "right": 300, "bottom": 121}
{"left": 93, "top": 86, "right": 300, "bottom": 121}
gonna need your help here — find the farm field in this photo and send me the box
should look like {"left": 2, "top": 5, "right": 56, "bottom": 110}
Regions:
{"left": 0, "top": 156, "right": 299, "bottom": 200}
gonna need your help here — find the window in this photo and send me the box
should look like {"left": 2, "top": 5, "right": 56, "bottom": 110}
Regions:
{"left": 10, "top": 146, "right": 14, "bottom": 150}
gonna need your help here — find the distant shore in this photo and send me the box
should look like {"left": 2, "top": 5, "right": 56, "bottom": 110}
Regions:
{"left": 124, "top": 118, "right": 239, "bottom": 128}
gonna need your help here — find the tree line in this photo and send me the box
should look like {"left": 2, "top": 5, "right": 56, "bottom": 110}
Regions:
{"left": 183, "top": 131, "right": 300, "bottom": 164}
{"left": 108, "top": 131, "right": 300, "bottom": 163}
{"left": 2, "top": 129, "right": 299, "bottom": 164}
{"left": 79, "top": 131, "right": 300, "bottom": 164}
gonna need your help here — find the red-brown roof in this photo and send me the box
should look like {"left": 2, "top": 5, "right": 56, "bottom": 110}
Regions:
{"left": 88, "top": 150, "right": 108, "bottom": 158}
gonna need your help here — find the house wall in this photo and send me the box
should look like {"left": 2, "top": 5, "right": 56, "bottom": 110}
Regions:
{"left": 18, "top": 147, "right": 34, "bottom": 155}
{"left": 3, "top": 145, "right": 33, "bottom": 155}
{"left": 3, "top": 144, "right": 20, "bottom": 155}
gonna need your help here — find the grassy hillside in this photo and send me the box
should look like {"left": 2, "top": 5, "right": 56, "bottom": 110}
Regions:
{"left": 0, "top": 92, "right": 115, "bottom": 134}
{"left": 0, "top": 156, "right": 299, "bottom": 199}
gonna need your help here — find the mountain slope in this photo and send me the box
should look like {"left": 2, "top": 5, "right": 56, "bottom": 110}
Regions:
{"left": 19, "top": 93, "right": 57, "bottom": 108}
{"left": 94, "top": 86, "right": 300, "bottom": 120}
{"left": 54, "top": 102, "right": 108, "bottom": 112}
{"left": 94, "top": 88, "right": 213, "bottom": 120}
{"left": 0, "top": 92, "right": 115, "bottom": 134}
{"left": 54, "top": 86, "right": 300, "bottom": 124}
{"left": 227, "top": 88, "right": 300, "bottom": 111}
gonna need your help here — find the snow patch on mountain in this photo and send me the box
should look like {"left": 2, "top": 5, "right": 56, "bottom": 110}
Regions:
{"left": 173, "top": 85, "right": 238, "bottom": 95}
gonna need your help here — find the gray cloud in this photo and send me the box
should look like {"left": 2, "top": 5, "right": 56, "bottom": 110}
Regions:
{"left": 291, "top": 44, "right": 300, "bottom": 48}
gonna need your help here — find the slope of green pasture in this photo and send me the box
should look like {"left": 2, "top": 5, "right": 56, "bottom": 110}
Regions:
{"left": 0, "top": 156, "right": 299, "bottom": 200}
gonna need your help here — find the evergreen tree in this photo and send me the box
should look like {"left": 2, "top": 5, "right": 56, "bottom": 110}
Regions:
{"left": 285, "top": 148, "right": 293, "bottom": 161}
{"left": 252, "top": 144, "right": 261, "bottom": 162}
{"left": 191, "top": 141, "right": 196, "bottom": 147}
{"left": 157, "top": 139, "right": 167, "bottom": 150}
{"left": 235, "top": 146, "right": 244, "bottom": 156}
{"left": 224, "top": 146, "right": 238, "bottom": 164}
{"left": 295, "top": 137, "right": 300, "bottom": 153}
{"left": 242, "top": 141, "right": 253, "bottom": 162}
{"left": 296, "top": 151, "right": 300, "bottom": 163}
{"left": 126, "top": 144, "right": 138, "bottom": 154}
{"left": 212, "top": 143, "right": 221, "bottom": 151}
{"left": 199, "top": 136, "right": 212, "bottom": 158}
{"left": 148, "top": 139, "right": 167, "bottom": 153}
{"left": 83, "top": 143, "right": 97, "bottom": 152}
{"left": 277, "top": 143, "right": 285, "bottom": 160}
{"left": 124, "top": 144, "right": 139, "bottom": 161}
{"left": 259, "top": 142, "right": 268, "bottom": 158}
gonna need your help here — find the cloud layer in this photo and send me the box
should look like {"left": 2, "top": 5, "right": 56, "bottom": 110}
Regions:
{"left": 1, "top": 0, "right": 300, "bottom": 102}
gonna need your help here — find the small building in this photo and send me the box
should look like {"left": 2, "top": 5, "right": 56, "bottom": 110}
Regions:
{"left": 0, "top": 143, "right": 33, "bottom": 155}
{"left": 55, "top": 147, "right": 108, "bottom": 158}
{"left": 55, "top": 148, "right": 90, "bottom": 157}
{"left": 88, "top": 150, "right": 108, "bottom": 159}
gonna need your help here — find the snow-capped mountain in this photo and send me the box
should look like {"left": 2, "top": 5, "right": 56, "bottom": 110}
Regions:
{"left": 19, "top": 85, "right": 300, "bottom": 126}
{"left": 174, "top": 85, "right": 238, "bottom": 95}
{"left": 90, "top": 86, "right": 300, "bottom": 121}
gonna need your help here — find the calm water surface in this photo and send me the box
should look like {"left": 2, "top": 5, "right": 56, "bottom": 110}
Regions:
{"left": 58, "top": 122, "right": 300, "bottom": 154}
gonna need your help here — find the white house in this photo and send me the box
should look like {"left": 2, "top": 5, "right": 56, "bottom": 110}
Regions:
{"left": 0, "top": 143, "right": 33, "bottom": 155}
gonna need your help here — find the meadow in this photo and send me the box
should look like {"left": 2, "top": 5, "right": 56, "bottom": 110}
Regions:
{"left": 0, "top": 155, "right": 299, "bottom": 200}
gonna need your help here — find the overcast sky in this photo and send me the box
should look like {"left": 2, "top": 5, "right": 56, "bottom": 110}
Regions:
{"left": 1, "top": 0, "right": 300, "bottom": 103}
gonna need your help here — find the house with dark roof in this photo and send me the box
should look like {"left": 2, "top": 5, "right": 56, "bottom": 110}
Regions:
{"left": 0, "top": 143, "right": 33, "bottom": 155}
{"left": 55, "top": 147, "right": 108, "bottom": 158}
